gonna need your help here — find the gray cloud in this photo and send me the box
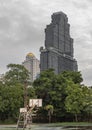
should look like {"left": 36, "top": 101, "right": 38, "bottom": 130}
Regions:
{"left": 82, "top": 67, "right": 92, "bottom": 86}
{"left": 69, "top": 0, "right": 89, "bottom": 9}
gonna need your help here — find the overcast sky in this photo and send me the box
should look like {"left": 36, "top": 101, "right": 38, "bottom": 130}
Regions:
{"left": 0, "top": 0, "right": 92, "bottom": 86}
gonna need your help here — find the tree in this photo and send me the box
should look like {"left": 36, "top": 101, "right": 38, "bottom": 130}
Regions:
{"left": 45, "top": 105, "right": 54, "bottom": 123}
{"left": 65, "top": 81, "right": 84, "bottom": 122}
{"left": 4, "top": 64, "right": 29, "bottom": 84}
{"left": 33, "top": 69, "right": 69, "bottom": 119}
{"left": 0, "top": 83, "right": 23, "bottom": 121}
{"left": 33, "top": 69, "right": 56, "bottom": 105}
{"left": 62, "top": 71, "right": 83, "bottom": 84}
{"left": 0, "top": 64, "right": 36, "bottom": 122}
{"left": 82, "top": 86, "right": 92, "bottom": 121}
{"left": 33, "top": 69, "right": 85, "bottom": 122}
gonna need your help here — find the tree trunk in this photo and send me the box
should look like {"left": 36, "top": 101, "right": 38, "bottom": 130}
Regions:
{"left": 75, "top": 114, "right": 78, "bottom": 122}
{"left": 49, "top": 115, "right": 51, "bottom": 123}
{"left": 48, "top": 110, "right": 51, "bottom": 123}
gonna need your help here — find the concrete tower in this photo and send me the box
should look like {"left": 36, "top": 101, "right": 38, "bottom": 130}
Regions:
{"left": 22, "top": 53, "right": 40, "bottom": 82}
{"left": 40, "top": 12, "right": 78, "bottom": 74}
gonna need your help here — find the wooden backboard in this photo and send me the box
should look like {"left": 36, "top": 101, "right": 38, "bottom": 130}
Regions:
{"left": 20, "top": 108, "right": 27, "bottom": 113}
{"left": 29, "top": 99, "right": 42, "bottom": 107}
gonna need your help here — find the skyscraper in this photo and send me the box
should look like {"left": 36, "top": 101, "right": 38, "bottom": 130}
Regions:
{"left": 22, "top": 53, "right": 40, "bottom": 82}
{"left": 40, "top": 11, "right": 78, "bottom": 74}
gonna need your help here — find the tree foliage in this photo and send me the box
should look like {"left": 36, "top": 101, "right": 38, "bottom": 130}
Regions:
{"left": 0, "top": 64, "right": 36, "bottom": 122}
{"left": 0, "top": 66, "right": 92, "bottom": 122}
{"left": 61, "top": 71, "right": 83, "bottom": 84}
{"left": 82, "top": 86, "right": 92, "bottom": 121}
{"left": 33, "top": 69, "right": 92, "bottom": 121}
{"left": 65, "top": 81, "right": 84, "bottom": 121}
{"left": 45, "top": 104, "right": 54, "bottom": 123}
{"left": 4, "top": 64, "right": 29, "bottom": 84}
{"left": 0, "top": 83, "right": 23, "bottom": 121}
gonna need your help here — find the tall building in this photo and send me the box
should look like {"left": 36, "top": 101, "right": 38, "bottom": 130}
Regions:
{"left": 40, "top": 11, "right": 78, "bottom": 74}
{"left": 22, "top": 53, "right": 40, "bottom": 82}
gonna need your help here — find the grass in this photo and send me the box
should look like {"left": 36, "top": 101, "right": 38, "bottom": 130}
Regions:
{"left": 48, "top": 122, "right": 92, "bottom": 126}
{"left": 0, "top": 122, "right": 92, "bottom": 130}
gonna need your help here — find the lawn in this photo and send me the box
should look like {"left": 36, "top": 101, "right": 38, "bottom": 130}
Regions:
{"left": 0, "top": 122, "right": 92, "bottom": 130}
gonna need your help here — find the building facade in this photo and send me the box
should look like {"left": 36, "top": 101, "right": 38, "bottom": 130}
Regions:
{"left": 40, "top": 11, "right": 78, "bottom": 74}
{"left": 22, "top": 53, "right": 40, "bottom": 82}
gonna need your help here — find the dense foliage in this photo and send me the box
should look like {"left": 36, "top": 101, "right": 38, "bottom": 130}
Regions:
{"left": 0, "top": 64, "right": 35, "bottom": 123}
{"left": 33, "top": 69, "right": 92, "bottom": 122}
{"left": 0, "top": 65, "right": 92, "bottom": 123}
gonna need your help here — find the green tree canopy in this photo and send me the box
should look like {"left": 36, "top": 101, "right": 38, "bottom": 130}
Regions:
{"left": 33, "top": 69, "right": 86, "bottom": 121}
{"left": 0, "top": 83, "right": 23, "bottom": 121}
{"left": 82, "top": 86, "right": 92, "bottom": 121}
{"left": 33, "top": 69, "right": 70, "bottom": 117}
{"left": 0, "top": 64, "right": 36, "bottom": 122}
{"left": 4, "top": 64, "right": 29, "bottom": 84}
{"left": 61, "top": 71, "right": 83, "bottom": 84}
{"left": 65, "top": 81, "right": 84, "bottom": 122}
